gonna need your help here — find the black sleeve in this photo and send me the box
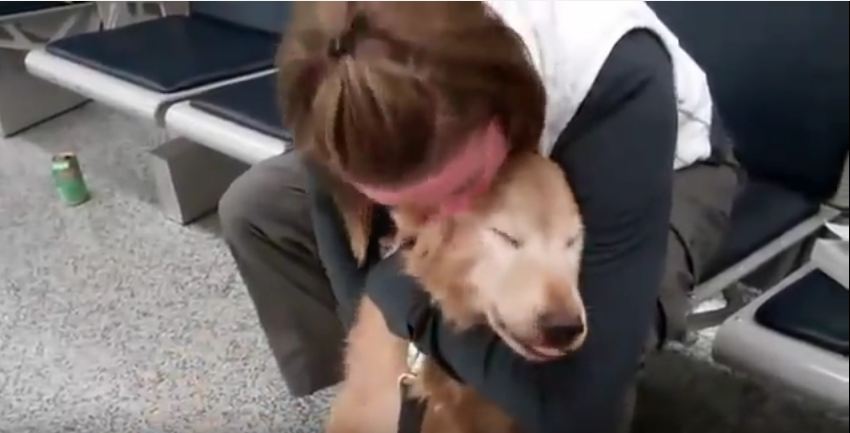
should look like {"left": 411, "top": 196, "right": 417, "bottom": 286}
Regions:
{"left": 304, "top": 166, "right": 376, "bottom": 326}
{"left": 365, "top": 30, "right": 677, "bottom": 433}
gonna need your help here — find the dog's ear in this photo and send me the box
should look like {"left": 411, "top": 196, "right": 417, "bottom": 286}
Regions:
{"left": 402, "top": 219, "right": 456, "bottom": 270}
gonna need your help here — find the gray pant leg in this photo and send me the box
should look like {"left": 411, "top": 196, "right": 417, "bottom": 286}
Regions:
{"left": 659, "top": 159, "right": 741, "bottom": 342}
{"left": 219, "top": 151, "right": 345, "bottom": 397}
{"left": 658, "top": 233, "right": 695, "bottom": 343}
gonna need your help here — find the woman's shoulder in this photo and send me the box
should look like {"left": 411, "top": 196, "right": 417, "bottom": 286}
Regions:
{"left": 585, "top": 30, "right": 673, "bottom": 113}
{"left": 487, "top": 1, "right": 679, "bottom": 155}
{"left": 561, "top": 30, "right": 673, "bottom": 142}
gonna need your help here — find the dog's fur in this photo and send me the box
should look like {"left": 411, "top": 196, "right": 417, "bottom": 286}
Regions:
{"left": 327, "top": 152, "right": 586, "bottom": 433}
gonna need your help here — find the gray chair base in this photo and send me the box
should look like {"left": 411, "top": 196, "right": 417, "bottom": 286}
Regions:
{"left": 156, "top": 99, "right": 289, "bottom": 225}
{"left": 686, "top": 207, "right": 841, "bottom": 335}
{"left": 157, "top": 84, "right": 289, "bottom": 225}
{"left": 149, "top": 137, "right": 248, "bottom": 224}
{"left": 713, "top": 247, "right": 849, "bottom": 410}
{"left": 0, "top": 48, "right": 87, "bottom": 136}
{"left": 164, "top": 101, "right": 287, "bottom": 165}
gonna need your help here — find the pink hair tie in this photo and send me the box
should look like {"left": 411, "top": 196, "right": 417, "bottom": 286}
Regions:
{"left": 351, "top": 120, "right": 509, "bottom": 213}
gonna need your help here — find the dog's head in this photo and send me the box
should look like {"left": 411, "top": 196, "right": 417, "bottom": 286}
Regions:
{"left": 395, "top": 153, "right": 586, "bottom": 362}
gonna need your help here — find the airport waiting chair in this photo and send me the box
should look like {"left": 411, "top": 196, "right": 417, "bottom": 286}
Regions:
{"left": 24, "top": 1, "right": 287, "bottom": 124}
{"left": 650, "top": 1, "right": 847, "bottom": 315}
{"left": 651, "top": 2, "right": 849, "bottom": 409}
{"left": 154, "top": 73, "right": 291, "bottom": 223}
{"left": 22, "top": 2, "right": 291, "bottom": 224}
{"left": 714, "top": 243, "right": 848, "bottom": 410}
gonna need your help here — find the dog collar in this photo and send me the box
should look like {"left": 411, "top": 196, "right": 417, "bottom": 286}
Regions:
{"left": 399, "top": 342, "right": 425, "bottom": 386}
{"left": 397, "top": 343, "right": 428, "bottom": 433}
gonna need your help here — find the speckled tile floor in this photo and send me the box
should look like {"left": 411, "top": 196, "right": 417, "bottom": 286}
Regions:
{"left": 1, "top": 104, "right": 847, "bottom": 433}
{"left": 0, "top": 105, "right": 331, "bottom": 433}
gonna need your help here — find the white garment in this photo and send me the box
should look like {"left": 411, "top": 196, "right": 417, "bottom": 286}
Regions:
{"left": 485, "top": 0, "right": 714, "bottom": 170}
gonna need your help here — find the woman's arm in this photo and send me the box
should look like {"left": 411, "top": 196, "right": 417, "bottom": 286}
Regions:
{"left": 365, "top": 30, "right": 677, "bottom": 433}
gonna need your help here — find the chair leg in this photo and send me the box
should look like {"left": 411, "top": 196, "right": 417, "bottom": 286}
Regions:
{"left": 149, "top": 137, "right": 247, "bottom": 224}
{"left": 1, "top": 49, "right": 89, "bottom": 136}
{"left": 687, "top": 282, "right": 760, "bottom": 333}
{"left": 690, "top": 210, "right": 838, "bottom": 305}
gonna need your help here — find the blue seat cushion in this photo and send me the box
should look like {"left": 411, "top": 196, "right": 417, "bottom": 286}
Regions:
{"left": 702, "top": 178, "right": 819, "bottom": 281}
{"left": 46, "top": 15, "right": 278, "bottom": 93}
{"left": 190, "top": 74, "right": 289, "bottom": 141}
{"left": 756, "top": 270, "right": 849, "bottom": 356}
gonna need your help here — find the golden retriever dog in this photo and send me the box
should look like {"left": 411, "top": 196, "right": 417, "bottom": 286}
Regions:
{"left": 327, "top": 152, "right": 586, "bottom": 433}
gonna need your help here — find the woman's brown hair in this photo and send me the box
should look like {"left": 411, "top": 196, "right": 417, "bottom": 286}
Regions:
{"left": 277, "top": 1, "right": 545, "bottom": 187}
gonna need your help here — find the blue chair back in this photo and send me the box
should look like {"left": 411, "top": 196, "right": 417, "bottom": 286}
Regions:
{"left": 651, "top": 2, "right": 849, "bottom": 200}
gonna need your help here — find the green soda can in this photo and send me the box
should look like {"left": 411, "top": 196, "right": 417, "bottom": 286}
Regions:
{"left": 51, "top": 153, "right": 90, "bottom": 206}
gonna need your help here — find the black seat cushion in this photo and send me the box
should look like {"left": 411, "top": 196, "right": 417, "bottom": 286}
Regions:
{"left": 46, "top": 15, "right": 278, "bottom": 93}
{"left": 1, "top": 2, "right": 74, "bottom": 16}
{"left": 756, "top": 270, "right": 849, "bottom": 356}
{"left": 190, "top": 75, "right": 289, "bottom": 141}
{"left": 652, "top": 2, "right": 849, "bottom": 201}
{"left": 701, "top": 178, "right": 819, "bottom": 281}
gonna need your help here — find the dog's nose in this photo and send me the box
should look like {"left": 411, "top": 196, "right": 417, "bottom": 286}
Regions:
{"left": 539, "top": 314, "right": 585, "bottom": 347}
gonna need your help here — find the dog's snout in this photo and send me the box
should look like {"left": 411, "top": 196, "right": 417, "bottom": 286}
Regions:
{"left": 538, "top": 314, "right": 585, "bottom": 347}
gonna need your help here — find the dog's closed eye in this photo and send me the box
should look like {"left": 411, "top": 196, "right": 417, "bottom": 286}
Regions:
{"left": 490, "top": 228, "right": 522, "bottom": 248}
{"left": 565, "top": 233, "right": 582, "bottom": 250}
{"left": 400, "top": 236, "right": 416, "bottom": 250}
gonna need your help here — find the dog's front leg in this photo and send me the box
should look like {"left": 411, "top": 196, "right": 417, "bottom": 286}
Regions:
{"left": 326, "top": 298, "right": 409, "bottom": 433}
